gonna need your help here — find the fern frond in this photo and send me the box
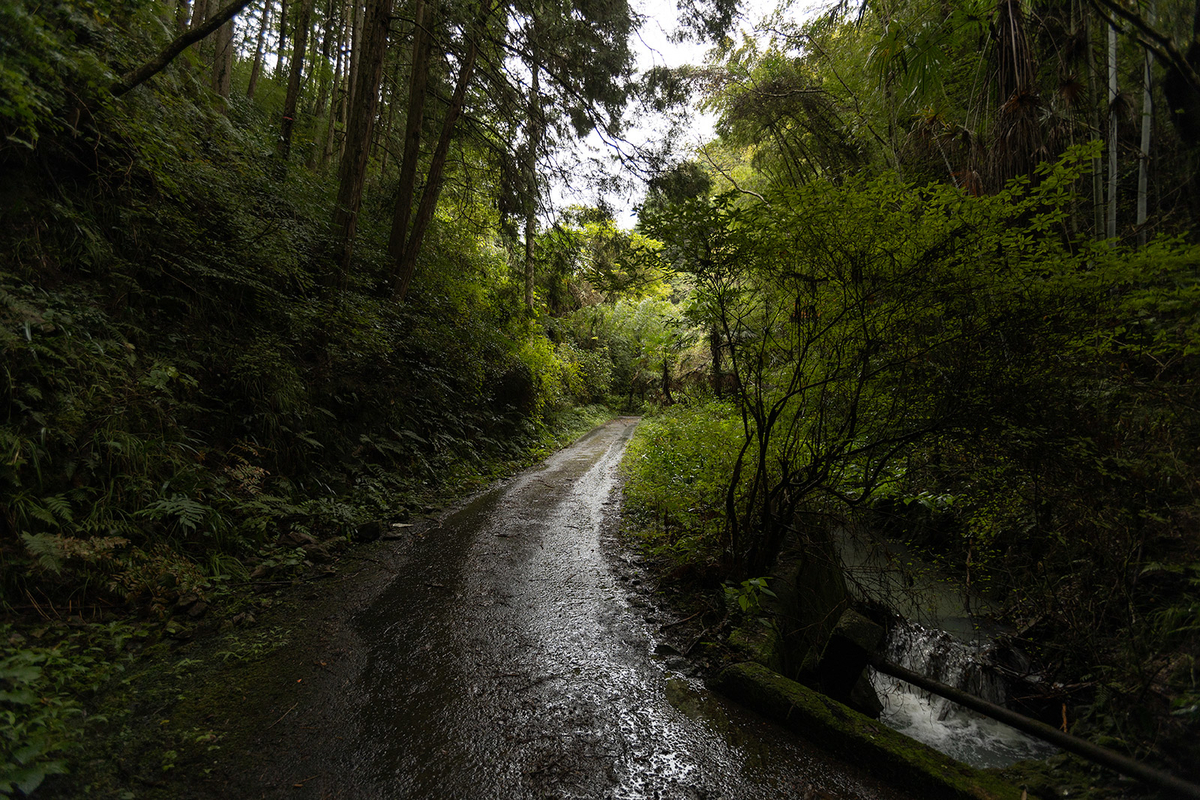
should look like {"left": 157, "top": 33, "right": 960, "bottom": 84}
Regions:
{"left": 20, "top": 533, "right": 64, "bottom": 574}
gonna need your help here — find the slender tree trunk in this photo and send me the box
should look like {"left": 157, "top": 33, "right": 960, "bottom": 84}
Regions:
{"left": 278, "top": 0, "right": 314, "bottom": 162}
{"left": 710, "top": 326, "right": 723, "bottom": 398}
{"left": 346, "top": 0, "right": 365, "bottom": 125}
{"left": 247, "top": 0, "right": 272, "bottom": 99}
{"left": 190, "top": 0, "right": 211, "bottom": 30}
{"left": 336, "top": 0, "right": 357, "bottom": 166}
{"left": 190, "top": 0, "right": 214, "bottom": 61}
{"left": 309, "top": 0, "right": 336, "bottom": 117}
{"left": 212, "top": 17, "right": 235, "bottom": 99}
{"left": 377, "top": 52, "right": 405, "bottom": 181}
{"left": 312, "top": 15, "right": 345, "bottom": 169}
{"left": 1088, "top": 10, "right": 1105, "bottom": 238}
{"left": 1138, "top": 1, "right": 1155, "bottom": 247}
{"left": 274, "top": 0, "right": 291, "bottom": 81}
{"left": 523, "top": 44, "right": 541, "bottom": 314}
{"left": 391, "top": 29, "right": 481, "bottom": 301}
{"left": 387, "top": 0, "right": 431, "bottom": 269}
{"left": 175, "top": 0, "right": 192, "bottom": 32}
{"left": 331, "top": 0, "right": 394, "bottom": 282}
{"left": 1108, "top": 21, "right": 1119, "bottom": 241}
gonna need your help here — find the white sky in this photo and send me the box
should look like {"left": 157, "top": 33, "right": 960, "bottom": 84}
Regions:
{"left": 555, "top": 0, "right": 822, "bottom": 224}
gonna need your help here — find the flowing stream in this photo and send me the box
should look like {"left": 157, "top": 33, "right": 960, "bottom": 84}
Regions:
{"left": 838, "top": 531, "right": 1058, "bottom": 769}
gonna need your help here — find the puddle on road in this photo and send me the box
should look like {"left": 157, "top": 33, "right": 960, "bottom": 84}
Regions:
{"left": 352, "top": 419, "right": 909, "bottom": 799}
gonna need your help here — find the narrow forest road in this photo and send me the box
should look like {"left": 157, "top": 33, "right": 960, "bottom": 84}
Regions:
{"left": 208, "top": 418, "right": 912, "bottom": 799}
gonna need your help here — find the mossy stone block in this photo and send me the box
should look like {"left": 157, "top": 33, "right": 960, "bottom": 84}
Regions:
{"left": 728, "top": 623, "right": 784, "bottom": 673}
{"left": 712, "top": 661, "right": 1022, "bottom": 800}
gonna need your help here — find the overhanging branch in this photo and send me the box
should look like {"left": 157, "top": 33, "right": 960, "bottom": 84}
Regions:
{"left": 112, "top": 0, "right": 256, "bottom": 96}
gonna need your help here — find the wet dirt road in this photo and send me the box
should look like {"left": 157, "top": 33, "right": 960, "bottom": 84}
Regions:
{"left": 248, "top": 418, "right": 911, "bottom": 799}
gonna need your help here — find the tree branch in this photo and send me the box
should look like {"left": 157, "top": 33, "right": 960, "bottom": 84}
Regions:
{"left": 111, "top": 0, "right": 257, "bottom": 96}
{"left": 1086, "top": 0, "right": 1200, "bottom": 97}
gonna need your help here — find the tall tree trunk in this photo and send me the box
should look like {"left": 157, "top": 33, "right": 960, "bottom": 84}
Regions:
{"left": 309, "top": 0, "right": 336, "bottom": 117}
{"left": 331, "top": 0, "right": 394, "bottom": 283}
{"left": 212, "top": 18, "right": 235, "bottom": 99}
{"left": 274, "top": 0, "right": 290, "bottom": 81}
{"left": 247, "top": 0, "right": 272, "bottom": 99}
{"left": 1088, "top": 10, "right": 1105, "bottom": 238}
{"left": 175, "top": 0, "right": 192, "bottom": 32}
{"left": 523, "top": 42, "right": 542, "bottom": 314}
{"left": 1107, "top": 20, "right": 1119, "bottom": 241}
{"left": 387, "top": 0, "right": 431, "bottom": 272}
{"left": 190, "top": 0, "right": 214, "bottom": 61}
{"left": 190, "top": 0, "right": 211, "bottom": 30}
{"left": 377, "top": 52, "right": 405, "bottom": 181}
{"left": 278, "top": 0, "right": 314, "bottom": 162}
{"left": 1137, "top": 1, "right": 1155, "bottom": 247}
{"left": 346, "top": 0, "right": 365, "bottom": 125}
{"left": 391, "top": 28, "right": 481, "bottom": 301}
{"left": 312, "top": 14, "right": 345, "bottom": 170}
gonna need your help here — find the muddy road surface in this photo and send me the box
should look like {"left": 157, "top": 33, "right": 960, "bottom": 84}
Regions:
{"left": 227, "top": 418, "right": 911, "bottom": 799}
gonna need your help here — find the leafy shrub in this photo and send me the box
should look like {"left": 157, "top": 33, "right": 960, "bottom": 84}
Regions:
{"left": 0, "top": 623, "right": 129, "bottom": 797}
{"left": 620, "top": 400, "right": 743, "bottom": 568}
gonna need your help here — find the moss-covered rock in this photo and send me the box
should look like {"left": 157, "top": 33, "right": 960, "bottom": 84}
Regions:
{"left": 712, "top": 661, "right": 1022, "bottom": 800}
{"left": 727, "top": 623, "right": 784, "bottom": 672}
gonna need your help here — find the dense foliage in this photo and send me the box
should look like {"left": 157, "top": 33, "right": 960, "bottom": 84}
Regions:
{"left": 0, "top": 0, "right": 668, "bottom": 790}
{"left": 617, "top": 0, "right": 1200, "bottom": 790}
{"left": 4, "top": 0, "right": 1200, "bottom": 793}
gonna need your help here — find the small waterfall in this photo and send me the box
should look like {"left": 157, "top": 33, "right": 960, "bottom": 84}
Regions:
{"left": 870, "top": 620, "right": 1057, "bottom": 769}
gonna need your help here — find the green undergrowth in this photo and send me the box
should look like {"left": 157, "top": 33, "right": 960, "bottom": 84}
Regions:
{"left": 1, "top": 406, "right": 613, "bottom": 797}
{"left": 619, "top": 400, "right": 743, "bottom": 575}
{"left": 0, "top": 623, "right": 138, "bottom": 797}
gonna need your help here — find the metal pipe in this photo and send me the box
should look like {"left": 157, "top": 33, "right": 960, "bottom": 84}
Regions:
{"left": 870, "top": 656, "right": 1200, "bottom": 800}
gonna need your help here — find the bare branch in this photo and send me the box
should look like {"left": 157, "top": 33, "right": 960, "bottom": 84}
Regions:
{"left": 1086, "top": 0, "right": 1200, "bottom": 97}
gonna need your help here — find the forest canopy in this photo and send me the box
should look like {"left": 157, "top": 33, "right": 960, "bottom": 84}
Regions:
{"left": 2, "top": 0, "right": 1200, "bottom": 794}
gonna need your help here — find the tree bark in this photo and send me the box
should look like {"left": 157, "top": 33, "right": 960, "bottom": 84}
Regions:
{"left": 377, "top": 53, "right": 405, "bottom": 181}
{"left": 190, "top": 0, "right": 211, "bottom": 30}
{"left": 391, "top": 29, "right": 481, "bottom": 301}
{"left": 331, "top": 0, "right": 394, "bottom": 282}
{"left": 1087, "top": 9, "right": 1105, "bottom": 238}
{"left": 1137, "top": 1, "right": 1154, "bottom": 247}
{"left": 523, "top": 43, "right": 541, "bottom": 314}
{"left": 112, "top": 0, "right": 257, "bottom": 96}
{"left": 246, "top": 0, "right": 272, "bottom": 99}
{"left": 309, "top": 0, "right": 336, "bottom": 117}
{"left": 278, "top": 0, "right": 314, "bottom": 162}
{"left": 1108, "top": 20, "right": 1118, "bottom": 241}
{"left": 274, "top": 0, "right": 290, "bottom": 81}
{"left": 346, "top": 0, "right": 365, "bottom": 126}
{"left": 387, "top": 0, "right": 431, "bottom": 279}
{"left": 175, "top": 0, "right": 192, "bottom": 33}
{"left": 312, "top": 11, "right": 346, "bottom": 170}
{"left": 212, "top": 17, "right": 235, "bottom": 99}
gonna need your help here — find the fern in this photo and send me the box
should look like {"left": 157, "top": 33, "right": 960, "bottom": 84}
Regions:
{"left": 42, "top": 494, "right": 73, "bottom": 525}
{"left": 20, "top": 533, "right": 64, "bottom": 574}
{"left": 138, "top": 495, "right": 211, "bottom": 535}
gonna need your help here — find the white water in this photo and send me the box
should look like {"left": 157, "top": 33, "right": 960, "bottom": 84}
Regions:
{"left": 869, "top": 622, "right": 1058, "bottom": 769}
{"left": 836, "top": 529, "right": 1057, "bottom": 768}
